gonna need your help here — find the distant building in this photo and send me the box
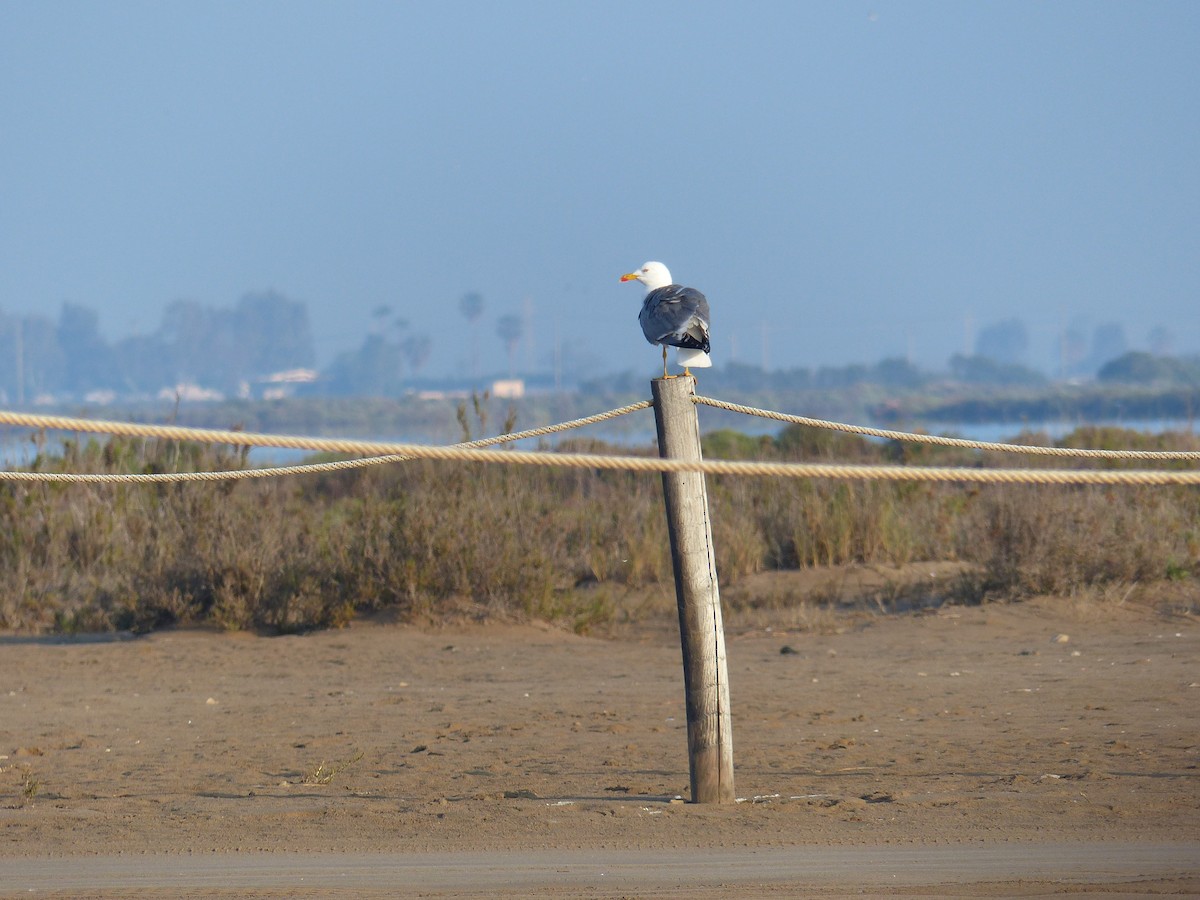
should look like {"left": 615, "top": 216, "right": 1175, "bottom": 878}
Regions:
{"left": 416, "top": 389, "right": 470, "bottom": 401}
{"left": 491, "top": 379, "right": 525, "bottom": 399}
{"left": 265, "top": 368, "right": 319, "bottom": 385}
{"left": 158, "top": 383, "right": 225, "bottom": 402}
{"left": 84, "top": 389, "right": 117, "bottom": 405}
{"left": 239, "top": 368, "right": 320, "bottom": 400}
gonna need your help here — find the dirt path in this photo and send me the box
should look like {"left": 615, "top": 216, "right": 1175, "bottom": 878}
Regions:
{"left": 2, "top": 591, "right": 1197, "bottom": 895}
{"left": 3, "top": 843, "right": 1197, "bottom": 897}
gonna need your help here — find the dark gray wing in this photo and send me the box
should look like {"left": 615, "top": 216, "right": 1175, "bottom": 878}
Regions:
{"left": 638, "top": 284, "right": 711, "bottom": 352}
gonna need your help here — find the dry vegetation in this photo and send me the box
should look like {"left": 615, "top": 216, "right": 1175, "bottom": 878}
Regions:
{"left": 1, "top": 423, "right": 1197, "bottom": 634}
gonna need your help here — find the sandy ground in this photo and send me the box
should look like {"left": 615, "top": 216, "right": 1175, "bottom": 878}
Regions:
{"left": 2, "top": 588, "right": 1197, "bottom": 897}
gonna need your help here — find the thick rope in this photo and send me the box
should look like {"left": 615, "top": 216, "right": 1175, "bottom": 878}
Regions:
{"left": 0, "top": 401, "right": 653, "bottom": 483}
{"left": 693, "top": 395, "right": 1200, "bottom": 461}
{"left": 4, "top": 400, "right": 1200, "bottom": 485}
{"left": 4, "top": 439, "right": 1200, "bottom": 485}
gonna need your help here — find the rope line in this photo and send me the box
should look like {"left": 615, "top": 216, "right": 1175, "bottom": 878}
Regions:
{"left": 693, "top": 395, "right": 1200, "bottom": 461}
{"left": 4, "top": 437, "right": 1200, "bottom": 486}
{"left": 0, "top": 401, "right": 653, "bottom": 483}
{"left": 3, "top": 400, "right": 1199, "bottom": 485}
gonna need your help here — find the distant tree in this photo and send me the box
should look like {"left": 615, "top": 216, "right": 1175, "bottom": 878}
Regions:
{"left": 370, "top": 304, "right": 392, "bottom": 335}
{"left": 717, "top": 361, "right": 771, "bottom": 391}
{"left": 0, "top": 311, "right": 21, "bottom": 402}
{"left": 322, "top": 334, "right": 405, "bottom": 396}
{"left": 56, "top": 303, "right": 116, "bottom": 394}
{"left": 1086, "top": 322, "right": 1128, "bottom": 373}
{"left": 774, "top": 366, "right": 813, "bottom": 390}
{"left": 496, "top": 314, "right": 523, "bottom": 379}
{"left": 458, "top": 292, "right": 484, "bottom": 323}
{"left": 1096, "top": 351, "right": 1200, "bottom": 385}
{"left": 815, "top": 363, "right": 867, "bottom": 388}
{"left": 0, "top": 291, "right": 317, "bottom": 400}
{"left": 157, "top": 299, "right": 217, "bottom": 385}
{"left": 949, "top": 354, "right": 1047, "bottom": 386}
{"left": 12, "top": 314, "right": 66, "bottom": 399}
{"left": 235, "top": 291, "right": 316, "bottom": 375}
{"left": 871, "top": 357, "right": 926, "bottom": 388}
{"left": 1096, "top": 351, "right": 1162, "bottom": 384}
{"left": 1059, "top": 321, "right": 1088, "bottom": 377}
{"left": 113, "top": 334, "right": 173, "bottom": 395}
{"left": 146, "top": 291, "right": 317, "bottom": 394}
{"left": 401, "top": 333, "right": 433, "bottom": 378}
{"left": 974, "top": 318, "right": 1029, "bottom": 365}
{"left": 458, "top": 292, "right": 485, "bottom": 380}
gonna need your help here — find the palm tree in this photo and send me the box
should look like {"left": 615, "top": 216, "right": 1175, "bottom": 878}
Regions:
{"left": 496, "top": 314, "right": 523, "bottom": 379}
{"left": 458, "top": 292, "right": 485, "bottom": 380}
{"left": 370, "top": 304, "right": 392, "bottom": 335}
{"left": 401, "top": 334, "right": 432, "bottom": 378}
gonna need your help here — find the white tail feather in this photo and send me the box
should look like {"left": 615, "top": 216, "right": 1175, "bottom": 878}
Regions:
{"left": 675, "top": 347, "right": 712, "bottom": 369}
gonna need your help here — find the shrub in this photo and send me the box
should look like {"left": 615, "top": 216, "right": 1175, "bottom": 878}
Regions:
{"left": 1, "top": 425, "right": 1196, "bottom": 633}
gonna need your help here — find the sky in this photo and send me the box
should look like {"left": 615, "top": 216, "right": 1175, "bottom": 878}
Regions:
{"left": 2, "top": 1, "right": 1198, "bottom": 380}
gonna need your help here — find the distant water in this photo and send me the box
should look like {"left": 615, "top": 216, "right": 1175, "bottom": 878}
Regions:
{"left": 928, "top": 418, "right": 1196, "bottom": 444}
{"left": 239, "top": 416, "right": 1193, "bottom": 461}
{"left": 0, "top": 434, "right": 41, "bottom": 468}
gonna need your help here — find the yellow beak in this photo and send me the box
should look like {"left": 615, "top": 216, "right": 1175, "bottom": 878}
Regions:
{"left": 619, "top": 272, "right": 640, "bottom": 282}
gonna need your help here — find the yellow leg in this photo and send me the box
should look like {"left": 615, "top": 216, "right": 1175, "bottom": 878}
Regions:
{"left": 661, "top": 345, "right": 672, "bottom": 379}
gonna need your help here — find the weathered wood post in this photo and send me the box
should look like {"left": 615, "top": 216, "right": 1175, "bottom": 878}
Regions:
{"left": 652, "top": 375, "right": 735, "bottom": 803}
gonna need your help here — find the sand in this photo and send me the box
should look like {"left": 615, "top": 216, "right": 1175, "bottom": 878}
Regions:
{"left": 2, "top": 590, "right": 1197, "bottom": 896}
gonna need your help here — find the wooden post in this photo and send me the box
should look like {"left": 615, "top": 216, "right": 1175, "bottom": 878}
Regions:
{"left": 652, "top": 375, "right": 735, "bottom": 803}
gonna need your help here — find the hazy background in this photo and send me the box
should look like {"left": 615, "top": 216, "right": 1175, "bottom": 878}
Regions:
{"left": 2, "top": 0, "right": 1197, "bottom": 381}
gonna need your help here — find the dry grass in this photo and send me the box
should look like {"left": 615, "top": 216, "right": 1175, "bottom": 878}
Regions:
{"left": 301, "top": 750, "right": 364, "bottom": 786}
{"left": 1, "top": 424, "right": 1196, "bottom": 634}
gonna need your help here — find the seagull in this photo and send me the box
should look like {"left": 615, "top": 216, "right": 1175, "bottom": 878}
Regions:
{"left": 620, "top": 261, "right": 712, "bottom": 378}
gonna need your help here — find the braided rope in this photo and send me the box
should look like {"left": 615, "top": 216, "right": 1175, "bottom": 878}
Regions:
{"left": 4, "top": 439, "right": 1200, "bottom": 485}
{"left": 4, "top": 400, "right": 1199, "bottom": 485}
{"left": 0, "top": 401, "right": 653, "bottom": 483}
{"left": 693, "top": 395, "right": 1200, "bottom": 461}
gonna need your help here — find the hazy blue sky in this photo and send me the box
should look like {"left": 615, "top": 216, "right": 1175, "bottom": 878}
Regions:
{"left": 2, "top": 1, "right": 1197, "bottom": 378}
